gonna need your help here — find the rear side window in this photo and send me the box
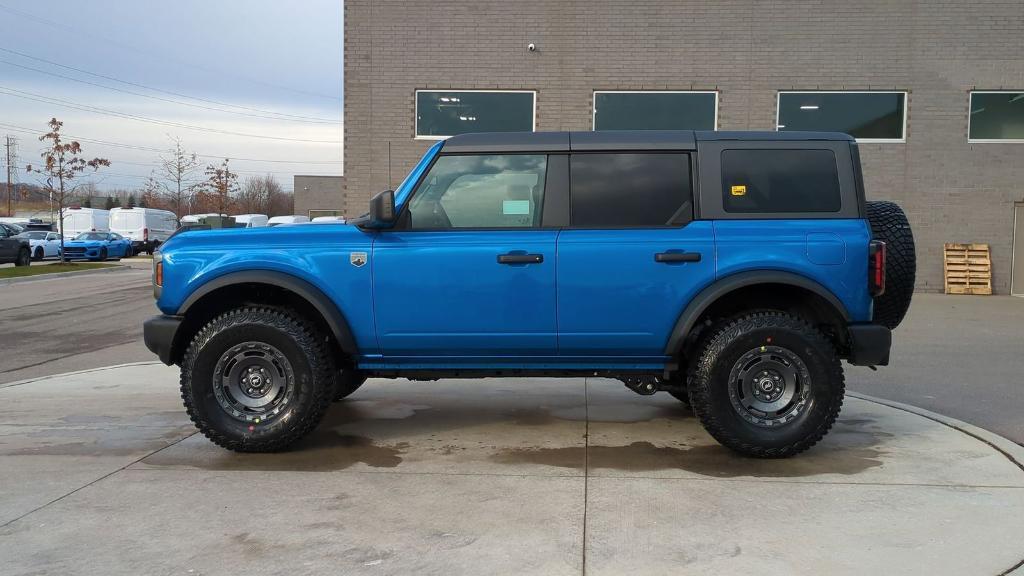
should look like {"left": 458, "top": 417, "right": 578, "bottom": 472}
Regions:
{"left": 721, "top": 149, "right": 841, "bottom": 213}
{"left": 570, "top": 153, "right": 692, "bottom": 227}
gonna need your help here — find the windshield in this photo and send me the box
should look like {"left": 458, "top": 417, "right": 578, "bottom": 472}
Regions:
{"left": 74, "top": 232, "right": 107, "bottom": 241}
{"left": 18, "top": 231, "right": 48, "bottom": 240}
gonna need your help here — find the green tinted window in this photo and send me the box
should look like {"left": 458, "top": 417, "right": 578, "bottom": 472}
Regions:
{"left": 416, "top": 91, "right": 534, "bottom": 137}
{"left": 777, "top": 92, "right": 905, "bottom": 140}
{"left": 407, "top": 155, "right": 547, "bottom": 229}
{"left": 969, "top": 93, "right": 1024, "bottom": 141}
{"left": 593, "top": 92, "right": 716, "bottom": 130}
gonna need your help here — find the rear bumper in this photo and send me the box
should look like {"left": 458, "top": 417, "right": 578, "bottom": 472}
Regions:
{"left": 143, "top": 315, "right": 183, "bottom": 365}
{"left": 846, "top": 324, "right": 891, "bottom": 366}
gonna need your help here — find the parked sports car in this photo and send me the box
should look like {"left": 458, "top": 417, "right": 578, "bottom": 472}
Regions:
{"left": 63, "top": 232, "right": 133, "bottom": 261}
{"left": 16, "top": 231, "right": 62, "bottom": 260}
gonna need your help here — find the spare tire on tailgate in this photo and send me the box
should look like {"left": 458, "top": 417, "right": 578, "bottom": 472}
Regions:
{"left": 866, "top": 200, "right": 916, "bottom": 329}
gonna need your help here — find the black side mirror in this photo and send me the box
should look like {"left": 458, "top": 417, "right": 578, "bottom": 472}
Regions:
{"left": 368, "top": 189, "right": 396, "bottom": 228}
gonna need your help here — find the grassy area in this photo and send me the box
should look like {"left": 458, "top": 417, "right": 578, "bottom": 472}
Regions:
{"left": 0, "top": 263, "right": 118, "bottom": 280}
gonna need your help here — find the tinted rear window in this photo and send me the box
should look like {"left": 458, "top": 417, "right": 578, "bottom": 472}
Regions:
{"left": 570, "top": 153, "right": 691, "bottom": 227}
{"left": 721, "top": 149, "right": 841, "bottom": 213}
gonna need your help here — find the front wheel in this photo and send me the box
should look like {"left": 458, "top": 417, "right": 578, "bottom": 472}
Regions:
{"left": 32, "top": 247, "right": 44, "bottom": 261}
{"left": 180, "top": 306, "right": 334, "bottom": 452}
{"left": 95, "top": 247, "right": 108, "bottom": 262}
{"left": 15, "top": 248, "right": 30, "bottom": 267}
{"left": 687, "top": 311, "right": 844, "bottom": 458}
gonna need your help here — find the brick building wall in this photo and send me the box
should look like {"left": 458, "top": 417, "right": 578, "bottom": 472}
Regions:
{"left": 294, "top": 175, "right": 345, "bottom": 217}
{"left": 343, "top": 0, "right": 1024, "bottom": 293}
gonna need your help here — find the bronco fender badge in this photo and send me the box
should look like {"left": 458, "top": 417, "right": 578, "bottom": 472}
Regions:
{"left": 350, "top": 252, "right": 368, "bottom": 268}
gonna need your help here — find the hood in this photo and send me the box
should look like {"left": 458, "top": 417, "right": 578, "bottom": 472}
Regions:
{"left": 64, "top": 239, "right": 106, "bottom": 247}
{"left": 160, "top": 222, "right": 365, "bottom": 253}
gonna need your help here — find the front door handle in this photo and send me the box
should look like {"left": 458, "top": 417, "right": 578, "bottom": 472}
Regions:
{"left": 498, "top": 253, "right": 544, "bottom": 264}
{"left": 655, "top": 251, "right": 701, "bottom": 263}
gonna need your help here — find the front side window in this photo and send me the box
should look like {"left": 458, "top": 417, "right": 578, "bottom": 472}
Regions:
{"left": 415, "top": 91, "right": 535, "bottom": 138}
{"left": 406, "top": 154, "right": 547, "bottom": 229}
{"left": 722, "top": 149, "right": 841, "bottom": 213}
{"left": 969, "top": 92, "right": 1024, "bottom": 142}
{"left": 593, "top": 92, "right": 717, "bottom": 131}
{"left": 777, "top": 92, "right": 906, "bottom": 141}
{"left": 570, "top": 153, "right": 692, "bottom": 227}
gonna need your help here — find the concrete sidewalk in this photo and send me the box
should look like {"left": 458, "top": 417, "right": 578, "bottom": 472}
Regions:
{"left": 1, "top": 363, "right": 1022, "bottom": 575}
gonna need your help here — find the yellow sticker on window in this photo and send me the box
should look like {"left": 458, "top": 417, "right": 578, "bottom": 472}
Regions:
{"left": 731, "top": 185, "right": 747, "bottom": 196}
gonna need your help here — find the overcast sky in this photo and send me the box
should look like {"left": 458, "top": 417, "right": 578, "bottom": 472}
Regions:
{"left": 0, "top": 0, "right": 343, "bottom": 192}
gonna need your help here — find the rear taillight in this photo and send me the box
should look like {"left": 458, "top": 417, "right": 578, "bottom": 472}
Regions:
{"left": 143, "top": 228, "right": 149, "bottom": 241}
{"left": 869, "top": 240, "right": 886, "bottom": 296}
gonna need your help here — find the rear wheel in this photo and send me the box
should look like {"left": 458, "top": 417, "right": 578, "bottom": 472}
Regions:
{"left": 866, "top": 200, "right": 916, "bottom": 329}
{"left": 180, "top": 306, "right": 333, "bottom": 452}
{"left": 688, "top": 311, "right": 844, "bottom": 458}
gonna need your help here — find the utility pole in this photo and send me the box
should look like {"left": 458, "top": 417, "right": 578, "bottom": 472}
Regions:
{"left": 4, "top": 135, "right": 14, "bottom": 217}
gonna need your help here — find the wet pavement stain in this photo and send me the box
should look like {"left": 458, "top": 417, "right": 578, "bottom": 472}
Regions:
{"left": 141, "top": 433, "right": 409, "bottom": 472}
{"left": 491, "top": 439, "right": 885, "bottom": 478}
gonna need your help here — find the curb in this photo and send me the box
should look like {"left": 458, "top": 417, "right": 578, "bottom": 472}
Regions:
{"left": 849, "top": 391, "right": 1024, "bottom": 472}
{"left": 0, "top": 361, "right": 164, "bottom": 389}
{"left": 0, "top": 264, "right": 134, "bottom": 286}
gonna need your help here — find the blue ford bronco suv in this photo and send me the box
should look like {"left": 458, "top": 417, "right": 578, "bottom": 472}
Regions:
{"left": 144, "top": 130, "right": 915, "bottom": 458}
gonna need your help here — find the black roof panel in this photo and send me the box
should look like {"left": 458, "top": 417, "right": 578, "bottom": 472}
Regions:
{"left": 440, "top": 130, "right": 854, "bottom": 153}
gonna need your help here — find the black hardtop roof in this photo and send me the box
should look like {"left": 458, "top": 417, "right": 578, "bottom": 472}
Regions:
{"left": 439, "top": 130, "right": 854, "bottom": 153}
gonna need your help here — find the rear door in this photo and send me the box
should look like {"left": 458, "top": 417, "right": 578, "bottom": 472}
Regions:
{"left": 556, "top": 152, "right": 715, "bottom": 358}
{"left": 372, "top": 153, "right": 559, "bottom": 360}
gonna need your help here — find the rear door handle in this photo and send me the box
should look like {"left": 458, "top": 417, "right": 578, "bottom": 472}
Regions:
{"left": 498, "top": 253, "right": 544, "bottom": 264}
{"left": 655, "top": 251, "right": 701, "bottom": 263}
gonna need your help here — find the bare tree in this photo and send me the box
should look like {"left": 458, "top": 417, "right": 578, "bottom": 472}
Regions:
{"left": 152, "top": 137, "right": 200, "bottom": 217}
{"left": 237, "top": 174, "right": 287, "bottom": 215}
{"left": 25, "top": 118, "right": 110, "bottom": 263}
{"left": 198, "top": 159, "right": 238, "bottom": 215}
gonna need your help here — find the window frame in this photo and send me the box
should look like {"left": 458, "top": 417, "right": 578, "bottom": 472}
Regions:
{"left": 591, "top": 90, "right": 719, "bottom": 131}
{"left": 967, "top": 91, "right": 1024, "bottom": 144}
{"left": 414, "top": 89, "right": 538, "bottom": 140}
{"left": 567, "top": 151, "right": 696, "bottom": 230}
{"left": 775, "top": 91, "right": 908, "bottom": 144}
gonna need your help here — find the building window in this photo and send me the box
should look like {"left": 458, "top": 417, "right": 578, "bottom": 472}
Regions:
{"left": 415, "top": 90, "right": 535, "bottom": 139}
{"left": 777, "top": 92, "right": 907, "bottom": 142}
{"left": 570, "top": 153, "right": 692, "bottom": 227}
{"left": 593, "top": 91, "right": 717, "bottom": 131}
{"left": 721, "top": 149, "right": 841, "bottom": 213}
{"left": 969, "top": 92, "right": 1024, "bottom": 142}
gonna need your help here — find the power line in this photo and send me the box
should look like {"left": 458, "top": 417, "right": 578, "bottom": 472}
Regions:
{"left": 0, "top": 5, "right": 342, "bottom": 103}
{"left": 0, "top": 85, "right": 342, "bottom": 144}
{"left": 0, "top": 58, "right": 341, "bottom": 125}
{"left": 0, "top": 122, "right": 343, "bottom": 165}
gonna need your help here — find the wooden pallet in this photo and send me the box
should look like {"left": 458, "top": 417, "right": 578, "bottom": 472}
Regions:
{"left": 943, "top": 243, "right": 992, "bottom": 295}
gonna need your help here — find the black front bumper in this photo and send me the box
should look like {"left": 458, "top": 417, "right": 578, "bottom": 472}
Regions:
{"left": 847, "top": 324, "right": 891, "bottom": 366}
{"left": 144, "top": 315, "right": 183, "bottom": 365}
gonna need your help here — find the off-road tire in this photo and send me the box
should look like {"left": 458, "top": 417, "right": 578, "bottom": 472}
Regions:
{"left": 15, "top": 247, "right": 30, "bottom": 267}
{"left": 688, "top": 311, "right": 844, "bottom": 458}
{"left": 332, "top": 369, "right": 367, "bottom": 401}
{"left": 32, "top": 247, "right": 44, "bottom": 261}
{"left": 180, "top": 306, "right": 333, "bottom": 452}
{"left": 866, "top": 200, "right": 916, "bottom": 329}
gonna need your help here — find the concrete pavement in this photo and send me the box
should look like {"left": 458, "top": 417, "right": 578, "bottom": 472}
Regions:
{"left": 1, "top": 363, "right": 1022, "bottom": 575}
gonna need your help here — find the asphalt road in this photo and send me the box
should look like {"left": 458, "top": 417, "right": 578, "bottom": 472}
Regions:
{"left": 1, "top": 270, "right": 1021, "bottom": 444}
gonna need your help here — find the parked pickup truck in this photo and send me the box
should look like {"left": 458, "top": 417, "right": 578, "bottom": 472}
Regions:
{"left": 144, "top": 131, "right": 916, "bottom": 458}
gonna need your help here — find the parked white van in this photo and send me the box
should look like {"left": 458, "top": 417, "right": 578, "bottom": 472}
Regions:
{"left": 267, "top": 215, "right": 310, "bottom": 226}
{"left": 110, "top": 207, "right": 178, "bottom": 254}
{"left": 311, "top": 216, "right": 347, "bottom": 223}
{"left": 61, "top": 207, "right": 110, "bottom": 239}
{"left": 232, "top": 214, "right": 269, "bottom": 228}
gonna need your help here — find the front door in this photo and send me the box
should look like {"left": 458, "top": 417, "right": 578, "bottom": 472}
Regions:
{"left": 372, "top": 152, "right": 557, "bottom": 360}
{"left": 556, "top": 152, "right": 715, "bottom": 359}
